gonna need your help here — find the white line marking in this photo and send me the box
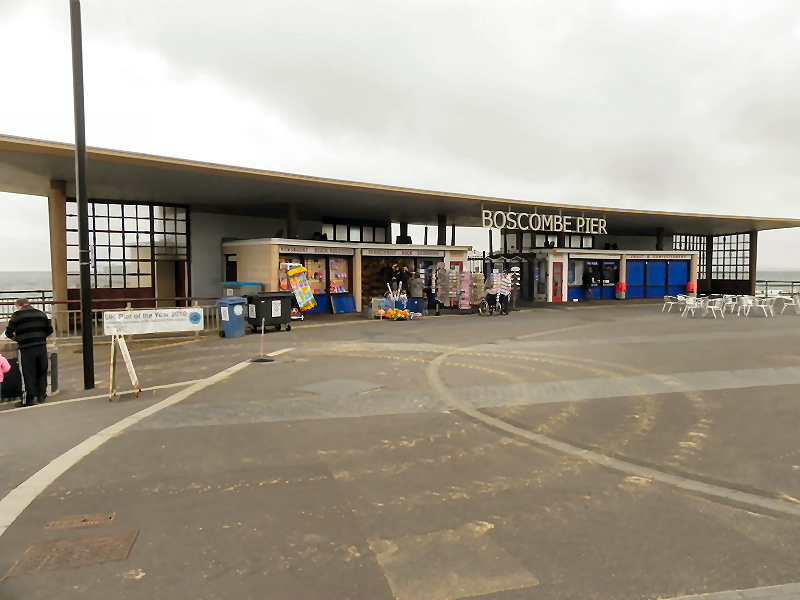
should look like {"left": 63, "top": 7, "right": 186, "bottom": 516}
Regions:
{"left": 0, "top": 360, "right": 252, "bottom": 540}
{"left": 267, "top": 347, "right": 294, "bottom": 356}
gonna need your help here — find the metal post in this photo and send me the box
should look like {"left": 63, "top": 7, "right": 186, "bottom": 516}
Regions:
{"left": 70, "top": 0, "right": 95, "bottom": 389}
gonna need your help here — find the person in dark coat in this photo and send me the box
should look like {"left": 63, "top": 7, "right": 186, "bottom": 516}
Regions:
{"left": 4, "top": 298, "right": 53, "bottom": 407}
{"left": 582, "top": 267, "right": 594, "bottom": 300}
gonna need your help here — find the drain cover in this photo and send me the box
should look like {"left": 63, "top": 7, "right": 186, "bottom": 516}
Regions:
{"left": 46, "top": 513, "right": 115, "bottom": 531}
{"left": 3, "top": 530, "right": 139, "bottom": 579}
{"left": 297, "top": 378, "right": 384, "bottom": 396}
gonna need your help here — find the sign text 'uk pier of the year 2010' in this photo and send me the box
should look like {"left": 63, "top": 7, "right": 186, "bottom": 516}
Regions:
{"left": 482, "top": 209, "right": 607, "bottom": 234}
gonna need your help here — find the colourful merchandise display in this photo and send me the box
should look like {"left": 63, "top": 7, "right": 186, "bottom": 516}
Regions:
{"left": 287, "top": 266, "right": 317, "bottom": 311}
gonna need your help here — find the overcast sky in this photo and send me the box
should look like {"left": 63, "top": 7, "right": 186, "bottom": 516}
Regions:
{"left": 1, "top": 0, "right": 799, "bottom": 271}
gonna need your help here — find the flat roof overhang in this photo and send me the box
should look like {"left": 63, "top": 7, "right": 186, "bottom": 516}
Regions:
{"left": 2, "top": 134, "right": 799, "bottom": 237}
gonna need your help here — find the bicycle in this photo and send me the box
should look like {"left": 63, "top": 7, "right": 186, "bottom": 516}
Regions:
{"left": 478, "top": 292, "right": 503, "bottom": 316}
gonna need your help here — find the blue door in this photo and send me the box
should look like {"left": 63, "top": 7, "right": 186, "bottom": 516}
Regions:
{"left": 667, "top": 261, "right": 689, "bottom": 296}
{"left": 646, "top": 261, "right": 667, "bottom": 298}
{"left": 626, "top": 261, "right": 645, "bottom": 298}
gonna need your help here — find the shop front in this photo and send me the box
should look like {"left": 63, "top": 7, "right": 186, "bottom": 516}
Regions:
{"left": 221, "top": 238, "right": 470, "bottom": 314}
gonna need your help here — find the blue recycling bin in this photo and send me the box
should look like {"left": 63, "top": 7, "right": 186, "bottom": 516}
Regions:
{"left": 217, "top": 296, "right": 247, "bottom": 338}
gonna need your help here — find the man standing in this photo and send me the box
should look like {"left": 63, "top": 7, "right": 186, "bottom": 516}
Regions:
{"left": 4, "top": 298, "right": 53, "bottom": 407}
{"left": 499, "top": 270, "right": 513, "bottom": 315}
{"left": 582, "top": 267, "right": 594, "bottom": 300}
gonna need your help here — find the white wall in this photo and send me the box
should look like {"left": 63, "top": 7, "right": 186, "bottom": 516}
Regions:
{"left": 190, "top": 212, "right": 316, "bottom": 298}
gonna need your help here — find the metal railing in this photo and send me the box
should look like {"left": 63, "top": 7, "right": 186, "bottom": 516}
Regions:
{"left": 0, "top": 294, "right": 221, "bottom": 339}
{"left": 755, "top": 280, "right": 800, "bottom": 297}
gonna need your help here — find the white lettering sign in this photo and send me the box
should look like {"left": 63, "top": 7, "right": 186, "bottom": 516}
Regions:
{"left": 482, "top": 209, "right": 607, "bottom": 234}
{"left": 361, "top": 248, "right": 445, "bottom": 257}
{"left": 278, "top": 245, "right": 354, "bottom": 256}
{"left": 103, "top": 308, "right": 205, "bottom": 335}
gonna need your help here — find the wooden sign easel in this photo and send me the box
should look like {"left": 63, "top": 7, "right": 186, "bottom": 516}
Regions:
{"left": 109, "top": 330, "right": 142, "bottom": 401}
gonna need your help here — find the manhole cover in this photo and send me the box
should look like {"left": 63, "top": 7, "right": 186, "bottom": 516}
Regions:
{"left": 46, "top": 512, "right": 115, "bottom": 530}
{"left": 297, "top": 379, "right": 384, "bottom": 396}
{"left": 3, "top": 530, "right": 139, "bottom": 579}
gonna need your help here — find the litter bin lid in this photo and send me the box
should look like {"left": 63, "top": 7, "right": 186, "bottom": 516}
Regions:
{"left": 217, "top": 296, "right": 247, "bottom": 305}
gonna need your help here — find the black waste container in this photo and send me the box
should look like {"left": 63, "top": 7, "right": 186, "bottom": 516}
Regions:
{"left": 246, "top": 292, "right": 294, "bottom": 332}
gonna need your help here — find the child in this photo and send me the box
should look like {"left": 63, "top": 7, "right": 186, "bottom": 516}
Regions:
{"left": 0, "top": 350, "right": 10, "bottom": 385}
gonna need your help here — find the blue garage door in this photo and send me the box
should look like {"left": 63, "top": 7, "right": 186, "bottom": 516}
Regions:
{"left": 626, "top": 261, "right": 645, "bottom": 298}
{"left": 667, "top": 261, "right": 689, "bottom": 296}
{"left": 646, "top": 261, "right": 667, "bottom": 298}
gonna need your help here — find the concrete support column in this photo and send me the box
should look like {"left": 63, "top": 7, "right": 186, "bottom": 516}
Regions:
{"left": 353, "top": 249, "right": 362, "bottom": 310}
{"left": 398, "top": 221, "right": 408, "bottom": 244}
{"left": 619, "top": 254, "right": 627, "bottom": 287}
{"left": 689, "top": 253, "right": 699, "bottom": 297}
{"left": 656, "top": 227, "right": 665, "bottom": 251}
{"left": 287, "top": 203, "right": 298, "bottom": 239}
{"left": 748, "top": 230, "right": 758, "bottom": 295}
{"left": 705, "top": 235, "right": 714, "bottom": 293}
{"left": 265, "top": 244, "right": 280, "bottom": 292}
{"left": 437, "top": 215, "right": 447, "bottom": 246}
{"left": 48, "top": 180, "right": 69, "bottom": 334}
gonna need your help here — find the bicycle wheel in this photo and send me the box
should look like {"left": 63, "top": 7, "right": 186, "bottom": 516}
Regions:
{"left": 478, "top": 299, "right": 491, "bottom": 316}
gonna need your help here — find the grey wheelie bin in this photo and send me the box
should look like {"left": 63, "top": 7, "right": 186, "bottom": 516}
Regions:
{"left": 246, "top": 292, "right": 294, "bottom": 332}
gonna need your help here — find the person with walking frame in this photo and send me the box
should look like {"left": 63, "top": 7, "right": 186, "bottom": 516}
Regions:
{"left": 4, "top": 298, "right": 53, "bottom": 408}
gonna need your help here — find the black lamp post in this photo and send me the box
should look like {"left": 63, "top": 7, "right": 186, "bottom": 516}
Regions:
{"left": 69, "top": 0, "right": 95, "bottom": 389}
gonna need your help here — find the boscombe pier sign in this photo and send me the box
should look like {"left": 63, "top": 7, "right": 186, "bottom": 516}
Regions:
{"left": 482, "top": 209, "right": 607, "bottom": 234}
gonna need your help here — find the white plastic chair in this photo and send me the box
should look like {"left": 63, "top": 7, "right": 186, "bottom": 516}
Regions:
{"left": 705, "top": 297, "right": 725, "bottom": 318}
{"left": 779, "top": 294, "right": 800, "bottom": 315}
{"left": 681, "top": 297, "right": 701, "bottom": 317}
{"left": 722, "top": 294, "right": 737, "bottom": 314}
{"left": 662, "top": 295, "right": 679, "bottom": 312}
{"left": 736, "top": 296, "right": 755, "bottom": 316}
{"left": 754, "top": 296, "right": 776, "bottom": 317}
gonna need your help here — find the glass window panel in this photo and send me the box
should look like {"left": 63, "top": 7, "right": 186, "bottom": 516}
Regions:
{"left": 165, "top": 220, "right": 176, "bottom": 233}
{"left": 94, "top": 231, "right": 109, "bottom": 245}
{"left": 535, "top": 234, "right": 545, "bottom": 247}
{"left": 321, "top": 224, "right": 334, "bottom": 240}
{"left": 139, "top": 261, "right": 152, "bottom": 275}
{"left": 329, "top": 258, "right": 349, "bottom": 293}
{"left": 176, "top": 220, "right": 186, "bottom": 234}
{"left": 108, "top": 217, "right": 123, "bottom": 231}
{"left": 66, "top": 215, "right": 78, "bottom": 229}
{"left": 335, "top": 224, "right": 347, "bottom": 241}
{"left": 124, "top": 205, "right": 137, "bottom": 217}
{"left": 140, "top": 275, "right": 152, "bottom": 288}
{"left": 93, "top": 217, "right": 108, "bottom": 230}
{"left": 66, "top": 230, "right": 79, "bottom": 245}
{"left": 110, "top": 232, "right": 123, "bottom": 245}
{"left": 92, "top": 203, "right": 106, "bottom": 216}
{"left": 67, "top": 274, "right": 81, "bottom": 288}
{"left": 349, "top": 226, "right": 361, "bottom": 242}
{"left": 521, "top": 233, "right": 532, "bottom": 249}
{"left": 67, "top": 246, "right": 79, "bottom": 260}
{"left": 306, "top": 258, "right": 327, "bottom": 295}
{"left": 124, "top": 232, "right": 139, "bottom": 245}
{"left": 111, "top": 275, "right": 125, "bottom": 287}
{"left": 125, "top": 275, "right": 140, "bottom": 288}
{"left": 124, "top": 218, "right": 137, "bottom": 231}
{"left": 582, "top": 236, "right": 593, "bottom": 248}
{"left": 110, "top": 247, "right": 124, "bottom": 260}
{"left": 108, "top": 204, "right": 121, "bottom": 217}
{"left": 154, "top": 219, "right": 165, "bottom": 233}
{"left": 97, "top": 275, "right": 112, "bottom": 289}
{"left": 94, "top": 246, "right": 109, "bottom": 260}
{"left": 375, "top": 228, "right": 386, "bottom": 243}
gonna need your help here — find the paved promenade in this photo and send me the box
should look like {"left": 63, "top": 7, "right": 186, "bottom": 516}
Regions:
{"left": 3, "top": 302, "right": 800, "bottom": 599}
